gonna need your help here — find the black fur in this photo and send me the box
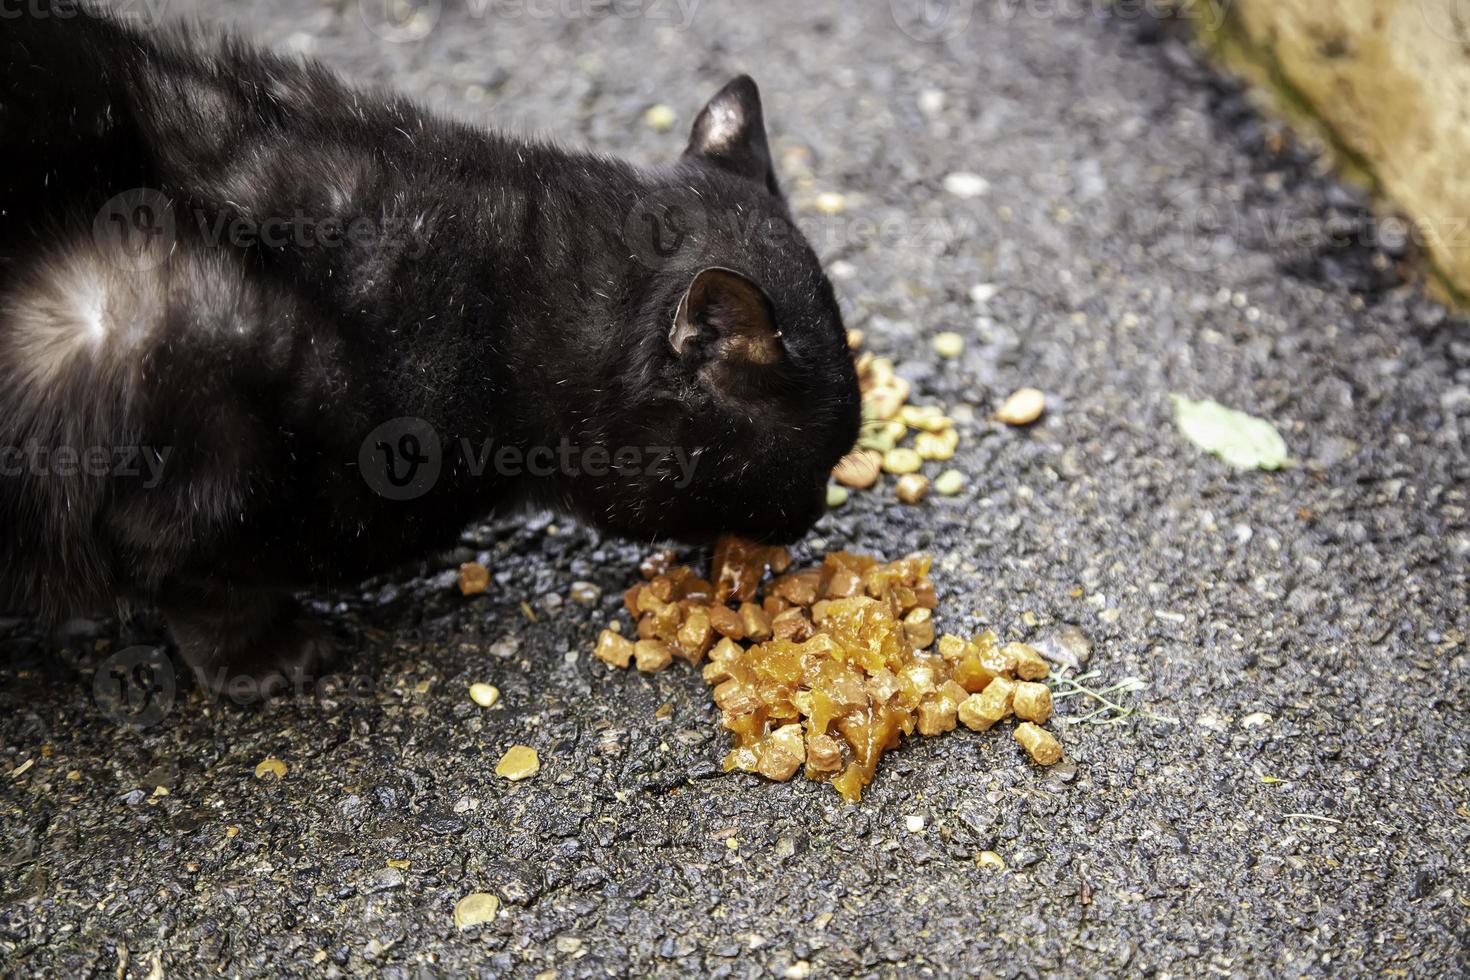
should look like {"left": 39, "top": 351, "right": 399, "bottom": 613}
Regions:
{"left": 0, "top": 1, "right": 860, "bottom": 691}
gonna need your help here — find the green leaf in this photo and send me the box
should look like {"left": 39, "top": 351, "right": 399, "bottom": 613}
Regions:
{"left": 1170, "top": 395, "right": 1290, "bottom": 470}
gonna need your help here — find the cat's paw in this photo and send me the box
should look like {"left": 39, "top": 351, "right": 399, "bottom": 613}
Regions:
{"left": 164, "top": 593, "right": 340, "bottom": 703}
{"left": 201, "top": 619, "right": 339, "bottom": 704}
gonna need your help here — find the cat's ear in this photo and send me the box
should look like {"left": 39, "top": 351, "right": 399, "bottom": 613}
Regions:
{"left": 684, "top": 75, "right": 780, "bottom": 195}
{"left": 669, "top": 267, "right": 781, "bottom": 366}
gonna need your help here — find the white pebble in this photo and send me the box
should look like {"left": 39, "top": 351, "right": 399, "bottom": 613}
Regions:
{"left": 943, "top": 172, "right": 990, "bottom": 199}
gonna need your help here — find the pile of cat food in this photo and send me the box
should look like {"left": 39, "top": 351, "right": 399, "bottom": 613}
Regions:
{"left": 593, "top": 537, "right": 1063, "bottom": 802}
{"left": 832, "top": 332, "right": 966, "bottom": 505}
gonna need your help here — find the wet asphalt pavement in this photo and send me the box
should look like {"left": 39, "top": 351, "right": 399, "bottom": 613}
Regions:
{"left": 2, "top": 1, "right": 1469, "bottom": 976}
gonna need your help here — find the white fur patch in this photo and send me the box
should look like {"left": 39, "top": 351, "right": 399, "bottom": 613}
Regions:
{"left": 701, "top": 102, "right": 744, "bottom": 151}
{"left": 2, "top": 241, "right": 168, "bottom": 388}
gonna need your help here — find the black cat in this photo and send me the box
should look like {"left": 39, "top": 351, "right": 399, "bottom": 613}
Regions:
{"left": 0, "top": 2, "right": 861, "bottom": 694}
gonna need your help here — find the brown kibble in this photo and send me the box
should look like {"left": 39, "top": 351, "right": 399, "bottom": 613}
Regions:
{"left": 702, "top": 637, "right": 742, "bottom": 685}
{"left": 866, "top": 384, "right": 906, "bottom": 421}
{"left": 1013, "top": 682, "right": 1053, "bottom": 723}
{"left": 937, "top": 634, "right": 968, "bottom": 661}
{"left": 995, "top": 387, "right": 1046, "bottom": 426}
{"left": 602, "top": 538, "right": 1065, "bottom": 803}
{"left": 756, "top": 723, "right": 807, "bottom": 781}
{"left": 739, "top": 602, "right": 772, "bottom": 641}
{"left": 805, "top": 732, "right": 843, "bottom": 773}
{"left": 713, "top": 678, "right": 758, "bottom": 715}
{"left": 917, "top": 697, "right": 958, "bottom": 736}
{"left": 895, "top": 473, "right": 930, "bottom": 505}
{"left": 846, "top": 328, "right": 865, "bottom": 350}
{"left": 833, "top": 451, "right": 882, "bottom": 489}
{"left": 675, "top": 608, "right": 713, "bottom": 663}
{"left": 958, "top": 676, "right": 1016, "bottom": 732}
{"left": 594, "top": 629, "right": 635, "bottom": 669}
{"left": 707, "top": 604, "right": 745, "bottom": 639}
{"left": 771, "top": 608, "right": 815, "bottom": 642}
{"left": 914, "top": 428, "right": 959, "bottom": 461}
{"left": 458, "top": 562, "right": 490, "bottom": 596}
{"left": 495, "top": 745, "right": 541, "bottom": 780}
{"left": 1014, "top": 722, "right": 1062, "bottom": 765}
{"left": 1006, "top": 642, "right": 1050, "bottom": 681}
{"left": 825, "top": 567, "right": 863, "bottom": 598}
{"left": 635, "top": 588, "right": 670, "bottom": 616}
{"left": 633, "top": 640, "right": 674, "bottom": 673}
{"left": 903, "top": 607, "right": 935, "bottom": 649}
{"left": 774, "top": 570, "right": 821, "bottom": 607}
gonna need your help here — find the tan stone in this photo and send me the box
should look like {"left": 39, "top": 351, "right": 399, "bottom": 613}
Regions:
{"left": 1207, "top": 0, "right": 1470, "bottom": 299}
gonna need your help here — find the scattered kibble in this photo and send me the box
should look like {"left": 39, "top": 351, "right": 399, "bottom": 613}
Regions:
{"left": 826, "top": 484, "right": 849, "bottom": 508}
{"left": 995, "top": 388, "right": 1046, "bottom": 426}
{"left": 454, "top": 892, "right": 500, "bottom": 930}
{"left": 931, "top": 332, "right": 965, "bottom": 358}
{"left": 634, "top": 639, "right": 674, "bottom": 673}
{"left": 978, "top": 850, "right": 1006, "bottom": 870}
{"left": 1014, "top": 721, "right": 1062, "bottom": 765}
{"left": 459, "top": 562, "right": 491, "bottom": 596}
{"left": 469, "top": 683, "right": 500, "bottom": 708}
{"left": 254, "top": 758, "right": 288, "bottom": 780}
{"left": 841, "top": 342, "right": 964, "bottom": 503}
{"left": 933, "top": 469, "right": 966, "bottom": 496}
{"left": 845, "top": 329, "right": 865, "bottom": 350}
{"left": 643, "top": 104, "right": 676, "bottom": 132}
{"left": 595, "top": 540, "right": 1063, "bottom": 802}
{"left": 568, "top": 581, "right": 602, "bottom": 606}
{"left": 1012, "top": 681, "right": 1053, "bottom": 723}
{"left": 594, "top": 629, "right": 635, "bottom": 668}
{"left": 833, "top": 450, "right": 882, "bottom": 489}
{"left": 882, "top": 447, "right": 923, "bottom": 475}
{"left": 913, "top": 428, "right": 958, "bottom": 461}
{"left": 495, "top": 745, "right": 540, "bottom": 781}
{"left": 1006, "top": 642, "right": 1051, "bottom": 681}
{"left": 895, "top": 473, "right": 930, "bottom": 504}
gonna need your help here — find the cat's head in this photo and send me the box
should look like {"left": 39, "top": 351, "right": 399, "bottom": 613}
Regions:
{"left": 580, "top": 76, "right": 861, "bottom": 545}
